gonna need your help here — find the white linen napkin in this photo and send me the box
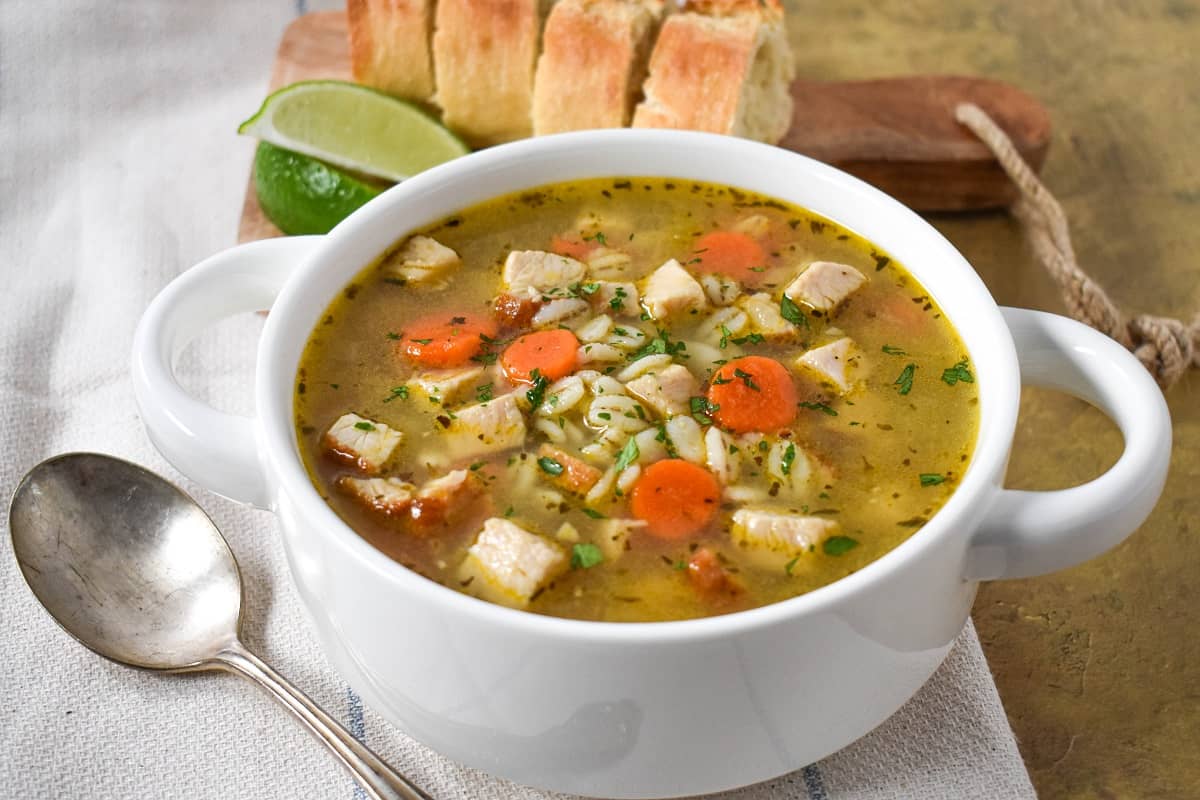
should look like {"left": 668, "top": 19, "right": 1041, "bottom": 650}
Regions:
{"left": 0, "top": 2, "right": 1036, "bottom": 797}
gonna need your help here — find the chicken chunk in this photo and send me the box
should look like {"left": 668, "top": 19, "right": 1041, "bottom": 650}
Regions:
{"left": 459, "top": 518, "right": 567, "bottom": 607}
{"left": 383, "top": 235, "right": 461, "bottom": 286}
{"left": 503, "top": 250, "right": 587, "bottom": 293}
{"left": 624, "top": 364, "right": 698, "bottom": 418}
{"left": 337, "top": 476, "right": 416, "bottom": 516}
{"left": 699, "top": 273, "right": 741, "bottom": 307}
{"left": 731, "top": 509, "right": 838, "bottom": 557}
{"left": 409, "top": 366, "right": 485, "bottom": 405}
{"left": 795, "top": 337, "right": 859, "bottom": 393}
{"left": 323, "top": 413, "right": 403, "bottom": 473}
{"left": 641, "top": 259, "right": 708, "bottom": 321}
{"left": 440, "top": 393, "right": 527, "bottom": 463}
{"left": 784, "top": 261, "right": 867, "bottom": 313}
{"left": 737, "top": 292, "right": 799, "bottom": 342}
{"left": 409, "top": 469, "right": 479, "bottom": 532}
{"left": 590, "top": 281, "right": 639, "bottom": 315}
{"left": 537, "top": 443, "right": 603, "bottom": 495}
{"left": 532, "top": 297, "right": 590, "bottom": 327}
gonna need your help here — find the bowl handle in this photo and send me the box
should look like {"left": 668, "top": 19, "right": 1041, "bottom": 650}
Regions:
{"left": 965, "top": 307, "right": 1172, "bottom": 580}
{"left": 131, "top": 236, "right": 322, "bottom": 509}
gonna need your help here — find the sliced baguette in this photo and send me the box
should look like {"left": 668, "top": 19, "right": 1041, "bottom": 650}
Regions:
{"left": 433, "top": 0, "right": 548, "bottom": 146}
{"left": 532, "top": 0, "right": 664, "bottom": 135}
{"left": 347, "top": 0, "right": 436, "bottom": 102}
{"left": 631, "top": 4, "right": 795, "bottom": 144}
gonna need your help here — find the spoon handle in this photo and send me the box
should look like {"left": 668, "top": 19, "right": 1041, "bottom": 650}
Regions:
{"left": 214, "top": 640, "right": 434, "bottom": 800}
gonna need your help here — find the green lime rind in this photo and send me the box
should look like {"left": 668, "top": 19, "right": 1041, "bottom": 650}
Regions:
{"left": 253, "top": 141, "right": 381, "bottom": 236}
{"left": 239, "top": 80, "right": 469, "bottom": 182}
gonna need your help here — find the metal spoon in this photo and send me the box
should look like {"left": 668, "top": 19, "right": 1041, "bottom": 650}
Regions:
{"left": 8, "top": 452, "right": 432, "bottom": 800}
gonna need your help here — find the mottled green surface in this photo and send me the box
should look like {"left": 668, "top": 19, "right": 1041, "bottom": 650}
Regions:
{"left": 787, "top": 2, "right": 1200, "bottom": 797}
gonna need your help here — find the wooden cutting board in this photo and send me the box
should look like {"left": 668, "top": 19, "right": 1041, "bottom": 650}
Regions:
{"left": 238, "top": 11, "right": 1051, "bottom": 242}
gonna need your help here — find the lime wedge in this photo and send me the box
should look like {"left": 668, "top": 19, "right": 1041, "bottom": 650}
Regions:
{"left": 253, "top": 141, "right": 382, "bottom": 235}
{"left": 239, "top": 80, "right": 469, "bottom": 182}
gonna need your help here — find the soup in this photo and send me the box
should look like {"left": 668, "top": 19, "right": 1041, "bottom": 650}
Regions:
{"left": 294, "top": 178, "right": 979, "bottom": 622}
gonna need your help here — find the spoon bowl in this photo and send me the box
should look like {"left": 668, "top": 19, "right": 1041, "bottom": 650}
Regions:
{"left": 8, "top": 452, "right": 430, "bottom": 800}
{"left": 10, "top": 452, "right": 242, "bottom": 671}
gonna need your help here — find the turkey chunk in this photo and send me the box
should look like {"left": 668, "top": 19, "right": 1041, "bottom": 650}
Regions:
{"left": 784, "top": 261, "right": 867, "bottom": 312}
{"left": 323, "top": 413, "right": 403, "bottom": 473}
{"left": 503, "top": 250, "right": 586, "bottom": 293}
{"left": 624, "top": 364, "right": 698, "bottom": 418}
{"left": 641, "top": 259, "right": 708, "bottom": 321}
{"left": 440, "top": 393, "right": 527, "bottom": 462}
{"left": 731, "top": 509, "right": 839, "bottom": 557}
{"left": 337, "top": 476, "right": 416, "bottom": 516}
{"left": 590, "top": 281, "right": 639, "bottom": 315}
{"left": 410, "top": 366, "right": 485, "bottom": 405}
{"left": 410, "top": 469, "right": 479, "bottom": 532}
{"left": 795, "top": 337, "right": 860, "bottom": 393}
{"left": 383, "top": 236, "right": 461, "bottom": 286}
{"left": 737, "top": 293, "right": 799, "bottom": 342}
{"left": 459, "top": 518, "right": 567, "bottom": 607}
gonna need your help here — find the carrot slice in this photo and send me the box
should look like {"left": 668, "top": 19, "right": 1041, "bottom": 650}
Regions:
{"left": 550, "top": 235, "right": 596, "bottom": 261}
{"left": 691, "top": 231, "right": 767, "bottom": 281}
{"left": 399, "top": 312, "right": 498, "bottom": 368}
{"left": 501, "top": 329, "right": 580, "bottom": 383}
{"left": 630, "top": 459, "right": 721, "bottom": 539}
{"left": 707, "top": 355, "right": 797, "bottom": 433}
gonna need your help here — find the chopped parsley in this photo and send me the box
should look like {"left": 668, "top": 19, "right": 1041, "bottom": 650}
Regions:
{"left": 353, "top": 421, "right": 376, "bottom": 431}
{"left": 583, "top": 231, "right": 608, "bottom": 246}
{"left": 409, "top": 337, "right": 433, "bottom": 345}
{"left": 718, "top": 324, "right": 733, "bottom": 349}
{"left": 382, "top": 385, "right": 409, "bottom": 403}
{"left": 919, "top": 473, "right": 946, "bottom": 486}
{"left": 784, "top": 555, "right": 800, "bottom": 575}
{"left": 581, "top": 507, "right": 605, "bottom": 519}
{"left": 731, "top": 332, "right": 765, "bottom": 346}
{"left": 631, "top": 329, "right": 687, "bottom": 361}
{"left": 733, "top": 368, "right": 760, "bottom": 390}
{"left": 823, "top": 536, "right": 860, "bottom": 556}
{"left": 571, "top": 543, "right": 604, "bottom": 570}
{"left": 893, "top": 363, "right": 917, "bottom": 395}
{"left": 385, "top": 331, "right": 401, "bottom": 341}
{"left": 689, "top": 396, "right": 720, "bottom": 425}
{"left": 614, "top": 437, "right": 640, "bottom": 471}
{"left": 781, "top": 442, "right": 797, "bottom": 475}
{"left": 881, "top": 344, "right": 906, "bottom": 356}
{"left": 609, "top": 285, "right": 627, "bottom": 311}
{"left": 941, "top": 359, "right": 974, "bottom": 386}
{"left": 525, "top": 368, "right": 549, "bottom": 409}
{"left": 469, "top": 461, "right": 485, "bottom": 471}
{"left": 475, "top": 383, "right": 493, "bottom": 402}
{"left": 779, "top": 294, "right": 809, "bottom": 329}
{"left": 798, "top": 400, "right": 837, "bottom": 416}
{"left": 538, "top": 456, "right": 564, "bottom": 476}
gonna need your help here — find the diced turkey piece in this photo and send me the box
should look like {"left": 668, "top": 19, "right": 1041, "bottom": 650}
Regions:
{"left": 590, "top": 281, "right": 639, "bottom": 315}
{"left": 737, "top": 293, "right": 799, "bottom": 342}
{"left": 409, "top": 366, "right": 485, "bottom": 405}
{"left": 641, "top": 259, "right": 708, "bottom": 321}
{"left": 503, "top": 250, "right": 587, "bottom": 293}
{"left": 624, "top": 364, "right": 698, "bottom": 418}
{"left": 795, "top": 337, "right": 859, "bottom": 393}
{"left": 440, "top": 393, "right": 526, "bottom": 462}
{"left": 532, "top": 297, "right": 590, "bottom": 327}
{"left": 409, "top": 469, "right": 478, "bottom": 531}
{"left": 537, "top": 443, "right": 602, "bottom": 495}
{"left": 699, "top": 274, "right": 741, "bottom": 307}
{"left": 595, "top": 518, "right": 647, "bottom": 561}
{"left": 784, "top": 261, "right": 867, "bottom": 312}
{"left": 459, "top": 518, "right": 568, "bottom": 607}
{"left": 731, "top": 509, "right": 839, "bottom": 556}
{"left": 383, "top": 235, "right": 461, "bottom": 285}
{"left": 337, "top": 476, "right": 416, "bottom": 516}
{"left": 323, "top": 413, "right": 403, "bottom": 474}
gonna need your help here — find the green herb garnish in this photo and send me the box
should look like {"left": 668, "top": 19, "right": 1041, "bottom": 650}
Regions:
{"left": 631, "top": 329, "right": 687, "bottom": 361}
{"left": 798, "top": 400, "right": 837, "bottom": 416}
{"left": 731, "top": 332, "right": 765, "bottom": 346}
{"left": 894, "top": 363, "right": 916, "bottom": 395}
{"left": 784, "top": 555, "right": 800, "bottom": 575}
{"left": 571, "top": 542, "right": 604, "bottom": 570}
{"left": 823, "top": 536, "right": 860, "bottom": 556}
{"left": 382, "top": 385, "right": 409, "bottom": 403}
{"left": 581, "top": 508, "right": 605, "bottom": 519}
{"left": 733, "top": 368, "right": 760, "bottom": 390}
{"left": 941, "top": 359, "right": 974, "bottom": 386}
{"left": 919, "top": 473, "right": 946, "bottom": 486}
{"left": 353, "top": 421, "right": 376, "bottom": 431}
{"left": 609, "top": 286, "right": 627, "bottom": 310}
{"left": 385, "top": 331, "right": 401, "bottom": 341}
{"left": 614, "top": 437, "right": 640, "bottom": 471}
{"left": 780, "top": 295, "right": 809, "bottom": 329}
{"left": 475, "top": 383, "right": 493, "bottom": 402}
{"left": 781, "top": 442, "right": 796, "bottom": 475}
{"left": 881, "top": 344, "right": 906, "bottom": 356}
{"left": 525, "top": 368, "right": 549, "bottom": 408}
{"left": 689, "top": 396, "right": 720, "bottom": 425}
{"left": 538, "top": 456, "right": 564, "bottom": 476}
{"left": 409, "top": 337, "right": 433, "bottom": 345}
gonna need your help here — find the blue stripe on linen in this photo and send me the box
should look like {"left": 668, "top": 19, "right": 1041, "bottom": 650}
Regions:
{"left": 803, "top": 763, "right": 828, "bottom": 800}
{"left": 348, "top": 687, "right": 367, "bottom": 800}
{"left": 295, "top": 0, "right": 308, "bottom": 15}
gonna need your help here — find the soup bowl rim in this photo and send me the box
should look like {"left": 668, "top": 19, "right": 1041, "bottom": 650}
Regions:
{"left": 256, "top": 128, "right": 1020, "bottom": 641}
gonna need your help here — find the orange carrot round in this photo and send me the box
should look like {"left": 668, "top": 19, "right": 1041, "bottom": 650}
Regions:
{"left": 501, "top": 329, "right": 580, "bottom": 383}
{"left": 399, "top": 312, "right": 498, "bottom": 368}
{"left": 549, "top": 235, "right": 595, "bottom": 261}
{"left": 630, "top": 460, "right": 721, "bottom": 539}
{"left": 691, "top": 231, "right": 767, "bottom": 281}
{"left": 707, "top": 355, "right": 797, "bottom": 433}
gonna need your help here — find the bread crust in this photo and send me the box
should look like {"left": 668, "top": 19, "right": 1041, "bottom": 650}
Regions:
{"left": 347, "top": 0, "right": 435, "bottom": 101}
{"left": 533, "top": 0, "right": 663, "bottom": 135}
{"left": 433, "top": 0, "right": 545, "bottom": 146}
{"left": 631, "top": 8, "right": 794, "bottom": 143}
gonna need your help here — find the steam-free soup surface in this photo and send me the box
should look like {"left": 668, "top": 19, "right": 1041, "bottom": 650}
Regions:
{"left": 295, "top": 178, "right": 978, "bottom": 622}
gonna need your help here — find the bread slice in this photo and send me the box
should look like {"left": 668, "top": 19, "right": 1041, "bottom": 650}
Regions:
{"left": 532, "top": 0, "right": 664, "bottom": 135}
{"left": 631, "top": 3, "right": 795, "bottom": 144}
{"left": 432, "top": 0, "right": 548, "bottom": 147}
{"left": 347, "top": 0, "right": 436, "bottom": 102}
